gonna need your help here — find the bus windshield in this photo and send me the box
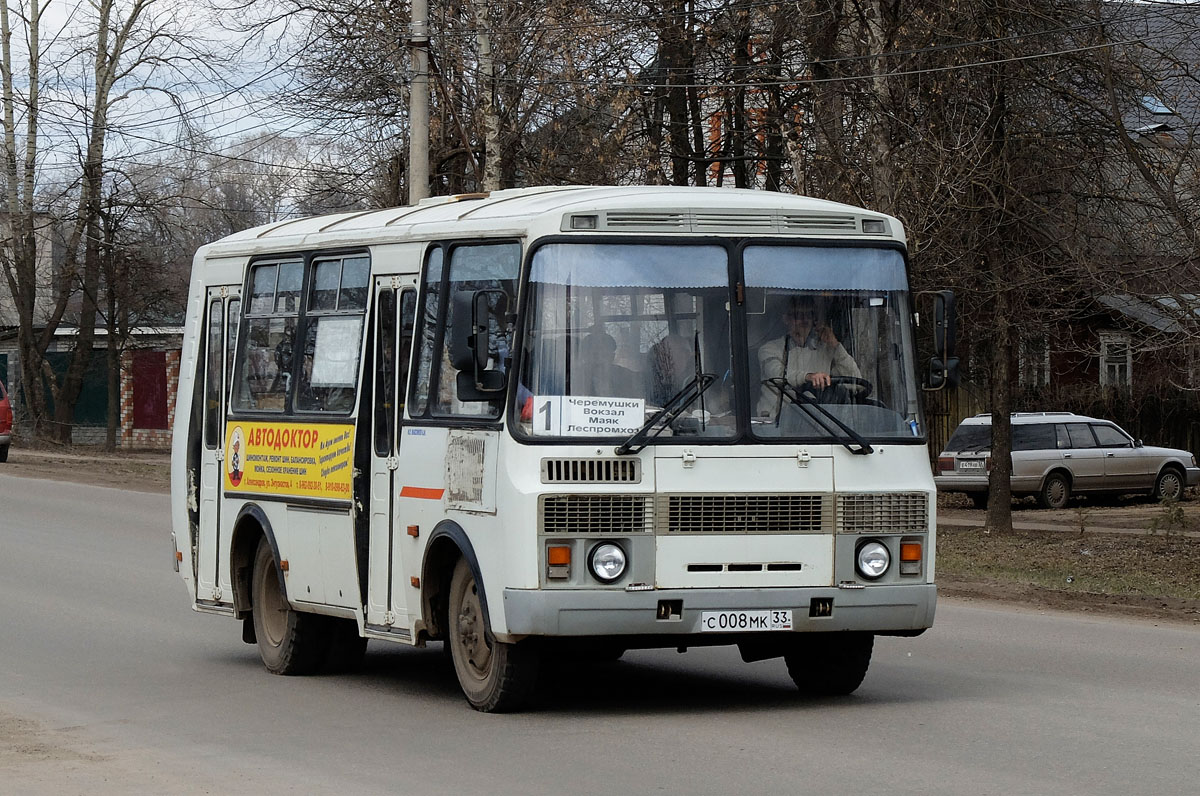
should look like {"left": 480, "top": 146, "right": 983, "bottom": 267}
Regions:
{"left": 515, "top": 242, "right": 923, "bottom": 443}
{"left": 518, "top": 242, "right": 735, "bottom": 440}
{"left": 745, "top": 245, "right": 923, "bottom": 442}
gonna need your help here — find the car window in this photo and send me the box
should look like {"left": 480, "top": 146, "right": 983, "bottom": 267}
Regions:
{"left": 1012, "top": 424, "right": 1056, "bottom": 452}
{"left": 1091, "top": 424, "right": 1131, "bottom": 447}
{"left": 1065, "top": 422, "right": 1097, "bottom": 449}
{"left": 1054, "top": 424, "right": 1070, "bottom": 449}
{"left": 944, "top": 424, "right": 991, "bottom": 452}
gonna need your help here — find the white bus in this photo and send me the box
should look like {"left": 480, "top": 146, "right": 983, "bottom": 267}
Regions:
{"left": 171, "top": 185, "right": 952, "bottom": 711}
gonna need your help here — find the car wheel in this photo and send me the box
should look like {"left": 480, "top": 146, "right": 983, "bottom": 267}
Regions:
{"left": 969, "top": 492, "right": 988, "bottom": 510}
{"left": 0, "top": 443, "right": 8, "bottom": 463}
{"left": 784, "top": 633, "right": 874, "bottom": 697}
{"left": 1038, "top": 472, "right": 1070, "bottom": 509}
{"left": 1153, "top": 467, "right": 1184, "bottom": 502}
{"left": 448, "top": 558, "right": 540, "bottom": 712}
{"left": 251, "top": 539, "right": 326, "bottom": 675}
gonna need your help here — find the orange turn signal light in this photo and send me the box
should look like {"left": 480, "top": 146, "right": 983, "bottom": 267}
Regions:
{"left": 175, "top": 551, "right": 183, "bottom": 562}
{"left": 900, "top": 542, "right": 922, "bottom": 562}
{"left": 547, "top": 546, "right": 571, "bottom": 566}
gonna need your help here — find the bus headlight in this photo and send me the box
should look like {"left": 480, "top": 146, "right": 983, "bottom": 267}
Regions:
{"left": 856, "top": 540, "right": 890, "bottom": 580}
{"left": 588, "top": 543, "right": 627, "bottom": 583}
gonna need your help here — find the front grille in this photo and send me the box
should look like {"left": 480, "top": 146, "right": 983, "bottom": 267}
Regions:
{"left": 540, "top": 495, "right": 653, "bottom": 535}
{"left": 541, "top": 458, "right": 641, "bottom": 484}
{"left": 656, "top": 494, "right": 832, "bottom": 534}
{"left": 837, "top": 492, "right": 928, "bottom": 534}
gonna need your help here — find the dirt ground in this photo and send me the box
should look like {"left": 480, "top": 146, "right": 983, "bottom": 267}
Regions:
{"left": 3, "top": 443, "right": 1197, "bottom": 623}
{"left": 936, "top": 491, "right": 1200, "bottom": 624}
{"left": 0, "top": 445, "right": 171, "bottom": 494}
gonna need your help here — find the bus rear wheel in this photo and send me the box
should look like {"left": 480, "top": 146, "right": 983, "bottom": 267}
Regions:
{"left": 448, "top": 558, "right": 540, "bottom": 712}
{"left": 784, "top": 633, "right": 874, "bottom": 697}
{"left": 251, "top": 539, "right": 326, "bottom": 675}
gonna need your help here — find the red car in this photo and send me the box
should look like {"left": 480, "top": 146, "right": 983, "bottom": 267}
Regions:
{"left": 0, "top": 378, "right": 11, "bottom": 462}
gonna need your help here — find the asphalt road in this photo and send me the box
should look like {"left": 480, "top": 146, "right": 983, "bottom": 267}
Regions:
{"left": 2, "top": 473, "right": 1197, "bottom": 795}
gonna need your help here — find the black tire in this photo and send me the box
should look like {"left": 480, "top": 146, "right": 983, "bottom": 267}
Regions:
{"left": 969, "top": 492, "right": 989, "bottom": 510}
{"left": 0, "top": 444, "right": 8, "bottom": 463}
{"left": 448, "top": 558, "right": 540, "bottom": 712}
{"left": 784, "top": 633, "right": 874, "bottom": 697}
{"left": 251, "top": 539, "right": 326, "bottom": 675}
{"left": 321, "top": 617, "right": 368, "bottom": 673}
{"left": 1153, "top": 467, "right": 1185, "bottom": 502}
{"left": 1038, "top": 472, "right": 1071, "bottom": 509}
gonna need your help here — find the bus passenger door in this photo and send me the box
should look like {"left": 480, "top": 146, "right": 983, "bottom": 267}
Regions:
{"left": 197, "top": 287, "right": 240, "bottom": 604}
{"left": 366, "top": 280, "right": 417, "bottom": 632}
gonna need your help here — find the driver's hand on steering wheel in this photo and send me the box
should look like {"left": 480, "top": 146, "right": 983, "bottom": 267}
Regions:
{"left": 805, "top": 371, "right": 831, "bottom": 389}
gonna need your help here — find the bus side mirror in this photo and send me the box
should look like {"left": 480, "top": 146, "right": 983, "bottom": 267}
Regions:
{"left": 934, "top": 290, "right": 956, "bottom": 359}
{"left": 451, "top": 290, "right": 508, "bottom": 401}
{"left": 920, "top": 290, "right": 958, "bottom": 391}
{"left": 927, "top": 357, "right": 960, "bottom": 390}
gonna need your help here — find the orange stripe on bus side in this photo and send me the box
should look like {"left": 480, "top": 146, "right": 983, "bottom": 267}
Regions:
{"left": 399, "top": 486, "right": 445, "bottom": 500}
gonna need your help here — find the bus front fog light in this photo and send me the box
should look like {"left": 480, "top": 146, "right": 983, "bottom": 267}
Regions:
{"left": 588, "top": 543, "right": 627, "bottom": 583}
{"left": 856, "top": 540, "right": 890, "bottom": 580}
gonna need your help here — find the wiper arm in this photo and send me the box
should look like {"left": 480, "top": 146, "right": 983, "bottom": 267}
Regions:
{"left": 763, "top": 378, "right": 874, "bottom": 455}
{"left": 615, "top": 373, "right": 718, "bottom": 456}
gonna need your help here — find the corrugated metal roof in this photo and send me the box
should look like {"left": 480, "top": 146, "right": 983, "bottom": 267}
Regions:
{"left": 1097, "top": 293, "right": 1200, "bottom": 333}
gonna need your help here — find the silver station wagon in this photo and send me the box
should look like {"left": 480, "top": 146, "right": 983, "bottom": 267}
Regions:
{"left": 935, "top": 412, "right": 1199, "bottom": 509}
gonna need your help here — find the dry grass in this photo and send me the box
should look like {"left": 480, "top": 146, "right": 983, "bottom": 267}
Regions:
{"left": 938, "top": 527, "right": 1200, "bottom": 600}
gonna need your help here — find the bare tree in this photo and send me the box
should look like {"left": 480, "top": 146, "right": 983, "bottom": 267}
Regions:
{"left": 1, "top": 0, "right": 218, "bottom": 442}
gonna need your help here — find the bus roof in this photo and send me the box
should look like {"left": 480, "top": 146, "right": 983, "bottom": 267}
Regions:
{"left": 198, "top": 185, "right": 905, "bottom": 259}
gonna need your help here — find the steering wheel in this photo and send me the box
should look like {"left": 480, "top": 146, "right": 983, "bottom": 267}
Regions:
{"left": 821, "top": 376, "right": 872, "bottom": 399}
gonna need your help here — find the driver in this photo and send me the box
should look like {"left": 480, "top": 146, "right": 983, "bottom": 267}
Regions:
{"left": 757, "top": 295, "right": 860, "bottom": 416}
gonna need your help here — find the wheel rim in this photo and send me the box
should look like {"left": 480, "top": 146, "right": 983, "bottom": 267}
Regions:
{"left": 256, "top": 558, "right": 288, "bottom": 647}
{"left": 454, "top": 576, "right": 493, "bottom": 682}
{"left": 1159, "top": 472, "right": 1182, "bottom": 501}
{"left": 1046, "top": 477, "right": 1067, "bottom": 507}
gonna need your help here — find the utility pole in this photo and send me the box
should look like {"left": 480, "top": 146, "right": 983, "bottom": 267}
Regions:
{"left": 409, "top": 0, "right": 430, "bottom": 204}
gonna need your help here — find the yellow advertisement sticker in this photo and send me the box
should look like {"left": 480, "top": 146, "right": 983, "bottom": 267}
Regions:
{"left": 224, "top": 421, "right": 354, "bottom": 500}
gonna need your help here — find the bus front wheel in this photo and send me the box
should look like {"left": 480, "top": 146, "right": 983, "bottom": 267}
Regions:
{"left": 448, "top": 557, "right": 540, "bottom": 712}
{"left": 251, "top": 539, "right": 326, "bottom": 675}
{"left": 784, "top": 633, "right": 874, "bottom": 696}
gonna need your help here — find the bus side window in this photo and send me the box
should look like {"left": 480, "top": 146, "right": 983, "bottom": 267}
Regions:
{"left": 204, "top": 299, "right": 222, "bottom": 447}
{"left": 431, "top": 243, "right": 520, "bottom": 418}
{"left": 233, "top": 262, "right": 301, "bottom": 412}
{"left": 374, "top": 289, "right": 397, "bottom": 455}
{"left": 411, "top": 247, "right": 443, "bottom": 416}
{"left": 398, "top": 289, "right": 416, "bottom": 422}
{"left": 297, "top": 255, "right": 369, "bottom": 414}
{"left": 225, "top": 298, "right": 240, "bottom": 394}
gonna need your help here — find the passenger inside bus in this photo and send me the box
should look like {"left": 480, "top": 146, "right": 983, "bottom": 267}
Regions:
{"left": 648, "top": 332, "right": 692, "bottom": 405}
{"left": 757, "top": 295, "right": 860, "bottom": 416}
{"left": 578, "top": 330, "right": 640, "bottom": 398}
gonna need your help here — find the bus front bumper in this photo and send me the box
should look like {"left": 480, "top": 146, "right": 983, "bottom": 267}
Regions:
{"left": 500, "top": 583, "right": 936, "bottom": 640}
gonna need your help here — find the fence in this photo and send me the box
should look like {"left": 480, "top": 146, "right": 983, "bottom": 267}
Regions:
{"left": 924, "top": 382, "right": 1200, "bottom": 466}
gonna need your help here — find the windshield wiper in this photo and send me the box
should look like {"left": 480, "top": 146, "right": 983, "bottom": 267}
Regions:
{"left": 763, "top": 378, "right": 874, "bottom": 455}
{"left": 614, "top": 373, "right": 717, "bottom": 456}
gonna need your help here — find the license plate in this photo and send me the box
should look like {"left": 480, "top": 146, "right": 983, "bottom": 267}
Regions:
{"left": 958, "top": 459, "right": 984, "bottom": 470}
{"left": 700, "top": 610, "right": 793, "bottom": 632}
